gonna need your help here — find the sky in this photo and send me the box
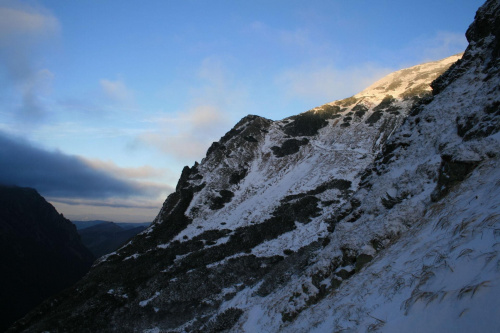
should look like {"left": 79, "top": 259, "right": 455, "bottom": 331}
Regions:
{"left": 0, "top": 0, "right": 485, "bottom": 222}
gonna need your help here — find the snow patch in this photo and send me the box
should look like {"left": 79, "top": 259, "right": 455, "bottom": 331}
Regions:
{"left": 139, "top": 292, "right": 160, "bottom": 307}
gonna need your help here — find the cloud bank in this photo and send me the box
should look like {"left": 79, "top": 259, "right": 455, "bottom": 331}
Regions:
{"left": 0, "top": 131, "right": 169, "bottom": 200}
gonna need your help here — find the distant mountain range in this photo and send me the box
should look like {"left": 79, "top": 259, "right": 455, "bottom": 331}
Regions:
{"left": 75, "top": 221, "right": 151, "bottom": 258}
{"left": 72, "top": 220, "right": 151, "bottom": 230}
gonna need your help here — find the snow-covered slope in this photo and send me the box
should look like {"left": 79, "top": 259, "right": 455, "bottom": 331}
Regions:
{"left": 223, "top": 0, "right": 500, "bottom": 331}
{"left": 142, "top": 51, "right": 460, "bottom": 258}
{"left": 10, "top": 1, "right": 500, "bottom": 332}
{"left": 279, "top": 153, "right": 500, "bottom": 333}
{"left": 354, "top": 54, "right": 461, "bottom": 102}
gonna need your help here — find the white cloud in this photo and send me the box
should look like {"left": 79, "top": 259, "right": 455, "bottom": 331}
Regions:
{"left": 278, "top": 27, "right": 311, "bottom": 48}
{"left": 247, "top": 20, "right": 324, "bottom": 54}
{"left": 420, "top": 31, "right": 468, "bottom": 61}
{"left": 276, "top": 62, "right": 393, "bottom": 102}
{"left": 138, "top": 58, "right": 247, "bottom": 162}
{"left": 140, "top": 105, "right": 231, "bottom": 160}
{"left": 0, "top": 4, "right": 59, "bottom": 41}
{"left": 395, "top": 31, "right": 468, "bottom": 66}
{"left": 198, "top": 57, "right": 227, "bottom": 86}
{"left": 100, "top": 78, "right": 135, "bottom": 104}
{"left": 0, "top": 2, "right": 60, "bottom": 122}
{"left": 245, "top": 20, "right": 393, "bottom": 104}
{"left": 18, "top": 68, "right": 55, "bottom": 120}
{"left": 82, "top": 158, "right": 169, "bottom": 181}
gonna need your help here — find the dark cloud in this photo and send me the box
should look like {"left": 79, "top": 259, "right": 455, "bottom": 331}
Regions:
{"left": 0, "top": 132, "right": 152, "bottom": 199}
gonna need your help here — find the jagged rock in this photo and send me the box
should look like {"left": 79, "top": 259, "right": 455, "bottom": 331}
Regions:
{"left": 430, "top": 154, "right": 481, "bottom": 201}
{"left": 271, "top": 138, "right": 309, "bottom": 157}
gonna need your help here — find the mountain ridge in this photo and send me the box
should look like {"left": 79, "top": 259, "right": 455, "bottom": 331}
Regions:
{"left": 10, "top": 1, "right": 500, "bottom": 331}
{"left": 10, "top": 53, "right": 460, "bottom": 332}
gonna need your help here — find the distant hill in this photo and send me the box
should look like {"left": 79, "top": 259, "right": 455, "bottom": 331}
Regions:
{"left": 72, "top": 220, "right": 111, "bottom": 229}
{"left": 77, "top": 221, "right": 150, "bottom": 258}
{"left": 0, "top": 185, "right": 94, "bottom": 332}
{"left": 73, "top": 220, "right": 151, "bottom": 230}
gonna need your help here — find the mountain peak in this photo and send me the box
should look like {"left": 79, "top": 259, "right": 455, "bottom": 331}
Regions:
{"left": 330, "top": 53, "right": 464, "bottom": 109}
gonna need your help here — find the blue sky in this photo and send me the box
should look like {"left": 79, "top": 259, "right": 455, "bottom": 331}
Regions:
{"left": 0, "top": 0, "right": 484, "bottom": 222}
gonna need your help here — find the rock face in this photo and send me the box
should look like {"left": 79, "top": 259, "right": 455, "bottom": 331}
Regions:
{"left": 11, "top": 1, "right": 500, "bottom": 332}
{"left": 0, "top": 186, "right": 94, "bottom": 332}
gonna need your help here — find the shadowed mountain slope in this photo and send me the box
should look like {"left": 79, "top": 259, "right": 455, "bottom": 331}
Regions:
{"left": 0, "top": 186, "right": 94, "bottom": 332}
